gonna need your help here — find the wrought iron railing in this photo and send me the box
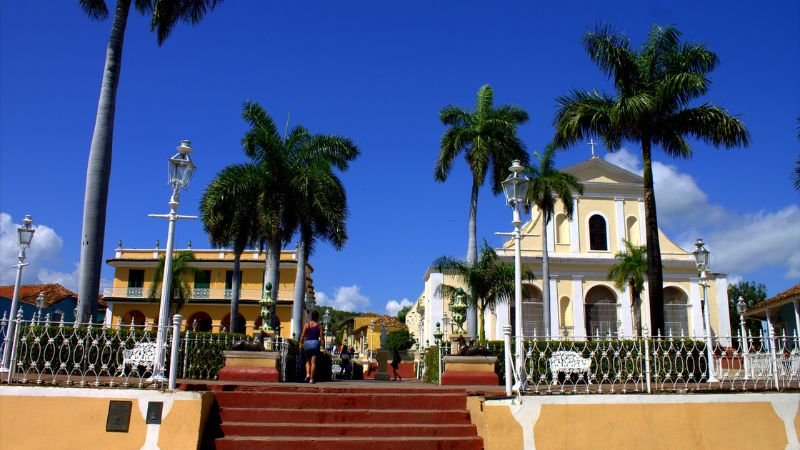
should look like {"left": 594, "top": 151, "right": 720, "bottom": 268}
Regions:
{"left": 0, "top": 310, "right": 293, "bottom": 388}
{"left": 434, "top": 329, "right": 800, "bottom": 394}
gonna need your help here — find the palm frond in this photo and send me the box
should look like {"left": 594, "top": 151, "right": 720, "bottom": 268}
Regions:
{"left": 79, "top": 0, "right": 109, "bottom": 19}
{"left": 552, "top": 89, "right": 616, "bottom": 149}
{"left": 665, "top": 104, "right": 750, "bottom": 149}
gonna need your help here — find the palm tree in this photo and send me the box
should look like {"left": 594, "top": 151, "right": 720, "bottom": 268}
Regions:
{"left": 200, "top": 163, "right": 263, "bottom": 334}
{"left": 240, "top": 101, "right": 359, "bottom": 337}
{"left": 76, "top": 0, "right": 223, "bottom": 322}
{"left": 149, "top": 251, "right": 198, "bottom": 316}
{"left": 288, "top": 132, "right": 358, "bottom": 338}
{"left": 435, "top": 85, "right": 529, "bottom": 334}
{"left": 524, "top": 147, "right": 584, "bottom": 336}
{"left": 433, "top": 241, "right": 534, "bottom": 341}
{"left": 240, "top": 101, "right": 294, "bottom": 315}
{"left": 552, "top": 24, "right": 749, "bottom": 334}
{"left": 607, "top": 240, "right": 647, "bottom": 337}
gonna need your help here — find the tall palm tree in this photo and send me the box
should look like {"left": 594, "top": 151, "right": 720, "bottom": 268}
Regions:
{"left": 433, "top": 241, "right": 534, "bottom": 341}
{"left": 552, "top": 24, "right": 749, "bottom": 333}
{"left": 149, "top": 251, "right": 198, "bottom": 316}
{"left": 240, "top": 101, "right": 359, "bottom": 337}
{"left": 240, "top": 101, "right": 294, "bottom": 315}
{"left": 200, "top": 163, "right": 263, "bottom": 334}
{"left": 288, "top": 132, "right": 358, "bottom": 338}
{"left": 607, "top": 240, "right": 647, "bottom": 337}
{"left": 435, "top": 85, "right": 529, "bottom": 334}
{"left": 524, "top": 147, "right": 584, "bottom": 336}
{"left": 76, "top": 0, "right": 223, "bottom": 322}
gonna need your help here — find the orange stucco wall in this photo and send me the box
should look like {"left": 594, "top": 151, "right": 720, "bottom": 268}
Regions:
{"left": 0, "top": 387, "right": 211, "bottom": 450}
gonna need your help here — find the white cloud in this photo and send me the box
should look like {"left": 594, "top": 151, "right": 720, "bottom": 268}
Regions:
{"left": 699, "top": 206, "right": 800, "bottom": 279}
{"left": 316, "top": 285, "right": 370, "bottom": 312}
{"left": 385, "top": 298, "right": 413, "bottom": 316}
{"left": 605, "top": 149, "right": 727, "bottom": 227}
{"left": 0, "top": 213, "right": 111, "bottom": 293}
{"left": 602, "top": 153, "right": 800, "bottom": 283}
{"left": 1, "top": 213, "right": 64, "bottom": 286}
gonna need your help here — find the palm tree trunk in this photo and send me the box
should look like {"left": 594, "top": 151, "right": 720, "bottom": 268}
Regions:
{"left": 76, "top": 0, "right": 132, "bottom": 323}
{"left": 264, "top": 238, "right": 280, "bottom": 307}
{"left": 292, "top": 237, "right": 309, "bottom": 340}
{"left": 629, "top": 279, "right": 638, "bottom": 337}
{"left": 466, "top": 180, "right": 479, "bottom": 336}
{"left": 477, "top": 299, "right": 485, "bottom": 342}
{"left": 231, "top": 252, "right": 241, "bottom": 333}
{"left": 541, "top": 215, "right": 552, "bottom": 338}
{"left": 642, "top": 137, "right": 665, "bottom": 335}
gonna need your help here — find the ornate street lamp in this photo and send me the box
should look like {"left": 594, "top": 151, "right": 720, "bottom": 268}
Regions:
{"left": 35, "top": 293, "right": 45, "bottom": 323}
{"left": 149, "top": 140, "right": 197, "bottom": 382}
{"left": 501, "top": 160, "right": 529, "bottom": 391}
{"left": 693, "top": 238, "right": 718, "bottom": 383}
{"left": 368, "top": 320, "right": 376, "bottom": 359}
{"left": 737, "top": 296, "right": 750, "bottom": 380}
{"left": 322, "top": 308, "right": 331, "bottom": 351}
{"left": 433, "top": 322, "right": 444, "bottom": 345}
{"left": 1, "top": 215, "right": 35, "bottom": 373}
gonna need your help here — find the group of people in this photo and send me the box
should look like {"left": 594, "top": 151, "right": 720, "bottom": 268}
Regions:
{"left": 299, "top": 311, "right": 403, "bottom": 383}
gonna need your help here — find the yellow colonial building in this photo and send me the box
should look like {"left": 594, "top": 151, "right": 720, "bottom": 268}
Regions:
{"left": 413, "top": 156, "right": 732, "bottom": 344}
{"left": 102, "top": 245, "right": 315, "bottom": 338}
{"left": 340, "top": 314, "right": 406, "bottom": 355}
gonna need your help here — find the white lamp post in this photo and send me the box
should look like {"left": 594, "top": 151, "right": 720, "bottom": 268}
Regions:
{"left": 322, "top": 308, "right": 331, "bottom": 351}
{"left": 501, "top": 160, "right": 530, "bottom": 391}
{"left": 737, "top": 296, "right": 750, "bottom": 380}
{"left": 35, "top": 293, "right": 45, "bottom": 324}
{"left": 149, "top": 140, "right": 197, "bottom": 382}
{"left": 693, "top": 238, "right": 718, "bottom": 383}
{"left": 1, "top": 215, "right": 35, "bottom": 373}
{"left": 369, "top": 320, "right": 375, "bottom": 359}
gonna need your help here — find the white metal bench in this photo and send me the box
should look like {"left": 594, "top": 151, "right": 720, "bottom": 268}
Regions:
{"left": 549, "top": 351, "right": 592, "bottom": 384}
{"left": 119, "top": 342, "right": 158, "bottom": 375}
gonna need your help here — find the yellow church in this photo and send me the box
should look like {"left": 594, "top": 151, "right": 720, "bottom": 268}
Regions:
{"left": 411, "top": 156, "right": 732, "bottom": 344}
{"left": 102, "top": 245, "right": 315, "bottom": 338}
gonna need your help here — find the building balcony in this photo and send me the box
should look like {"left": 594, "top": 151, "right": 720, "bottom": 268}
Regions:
{"left": 102, "top": 287, "right": 291, "bottom": 301}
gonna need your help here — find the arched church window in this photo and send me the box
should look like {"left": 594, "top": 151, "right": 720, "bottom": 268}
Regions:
{"left": 589, "top": 215, "right": 608, "bottom": 251}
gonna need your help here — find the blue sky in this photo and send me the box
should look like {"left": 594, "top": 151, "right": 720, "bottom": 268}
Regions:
{"left": 1, "top": 1, "right": 798, "bottom": 314}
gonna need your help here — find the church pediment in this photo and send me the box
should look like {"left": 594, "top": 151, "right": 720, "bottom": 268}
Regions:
{"left": 564, "top": 157, "right": 643, "bottom": 185}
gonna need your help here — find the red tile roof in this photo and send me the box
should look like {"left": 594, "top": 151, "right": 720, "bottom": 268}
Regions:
{"left": 0, "top": 283, "right": 78, "bottom": 308}
{"left": 745, "top": 284, "right": 800, "bottom": 316}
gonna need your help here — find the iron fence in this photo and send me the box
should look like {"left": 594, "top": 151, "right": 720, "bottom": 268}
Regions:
{"left": 0, "top": 310, "right": 291, "bottom": 388}
{"left": 434, "top": 329, "right": 800, "bottom": 394}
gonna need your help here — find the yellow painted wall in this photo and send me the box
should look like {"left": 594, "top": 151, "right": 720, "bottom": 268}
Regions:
{"left": 0, "top": 387, "right": 211, "bottom": 450}
{"left": 475, "top": 394, "right": 800, "bottom": 450}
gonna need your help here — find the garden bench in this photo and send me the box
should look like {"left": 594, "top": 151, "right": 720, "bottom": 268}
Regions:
{"left": 549, "top": 350, "right": 592, "bottom": 384}
{"left": 118, "top": 342, "right": 158, "bottom": 375}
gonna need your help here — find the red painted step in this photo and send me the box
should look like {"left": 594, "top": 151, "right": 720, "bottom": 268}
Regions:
{"left": 212, "top": 384, "right": 483, "bottom": 450}
{"left": 219, "top": 407, "right": 471, "bottom": 424}
{"left": 214, "top": 435, "right": 484, "bottom": 450}
{"left": 221, "top": 422, "right": 477, "bottom": 438}
{"left": 214, "top": 391, "right": 466, "bottom": 410}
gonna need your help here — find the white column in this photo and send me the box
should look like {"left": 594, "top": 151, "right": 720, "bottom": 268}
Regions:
{"left": 495, "top": 300, "right": 510, "bottom": 341}
{"left": 549, "top": 277, "right": 559, "bottom": 339}
{"left": 638, "top": 201, "right": 646, "bottom": 246}
{"left": 570, "top": 198, "right": 580, "bottom": 253}
{"left": 620, "top": 284, "right": 633, "bottom": 337}
{"left": 547, "top": 215, "right": 556, "bottom": 253}
{"left": 714, "top": 277, "right": 732, "bottom": 345}
{"left": 794, "top": 301, "right": 800, "bottom": 336}
{"left": 572, "top": 276, "right": 585, "bottom": 339}
{"left": 689, "top": 278, "right": 705, "bottom": 339}
{"left": 428, "top": 273, "right": 444, "bottom": 345}
{"left": 103, "top": 302, "right": 114, "bottom": 327}
{"left": 614, "top": 198, "right": 626, "bottom": 252}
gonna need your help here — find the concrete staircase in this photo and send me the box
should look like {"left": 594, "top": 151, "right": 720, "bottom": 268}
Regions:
{"left": 212, "top": 385, "right": 483, "bottom": 450}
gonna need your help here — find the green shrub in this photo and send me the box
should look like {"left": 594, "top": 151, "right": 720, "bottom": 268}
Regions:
{"left": 422, "top": 346, "right": 440, "bottom": 383}
{"left": 386, "top": 329, "right": 415, "bottom": 351}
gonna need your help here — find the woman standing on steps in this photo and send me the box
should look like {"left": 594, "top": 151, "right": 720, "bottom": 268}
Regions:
{"left": 300, "top": 310, "right": 324, "bottom": 384}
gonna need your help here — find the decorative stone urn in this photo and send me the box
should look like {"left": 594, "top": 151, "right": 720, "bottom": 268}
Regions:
{"left": 259, "top": 282, "right": 276, "bottom": 333}
{"left": 450, "top": 288, "right": 467, "bottom": 335}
